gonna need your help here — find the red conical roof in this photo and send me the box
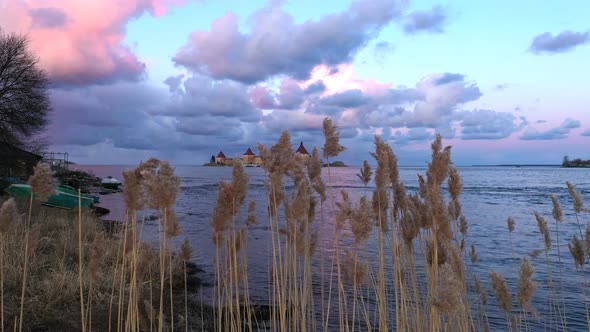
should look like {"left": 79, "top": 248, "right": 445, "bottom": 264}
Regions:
{"left": 243, "top": 147, "right": 255, "bottom": 156}
{"left": 296, "top": 141, "right": 309, "bottom": 155}
{"left": 217, "top": 150, "right": 226, "bottom": 158}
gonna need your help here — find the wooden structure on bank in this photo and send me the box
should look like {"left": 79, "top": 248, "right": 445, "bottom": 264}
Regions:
{"left": 42, "top": 152, "right": 69, "bottom": 172}
{"left": 0, "top": 143, "right": 43, "bottom": 178}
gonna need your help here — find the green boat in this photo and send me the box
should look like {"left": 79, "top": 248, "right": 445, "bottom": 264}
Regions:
{"left": 4, "top": 184, "right": 96, "bottom": 209}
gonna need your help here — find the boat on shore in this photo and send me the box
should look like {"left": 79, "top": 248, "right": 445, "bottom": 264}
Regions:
{"left": 4, "top": 184, "right": 97, "bottom": 209}
{"left": 101, "top": 176, "right": 122, "bottom": 189}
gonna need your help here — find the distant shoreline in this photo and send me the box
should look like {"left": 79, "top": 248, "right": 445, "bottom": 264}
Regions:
{"left": 471, "top": 164, "right": 561, "bottom": 167}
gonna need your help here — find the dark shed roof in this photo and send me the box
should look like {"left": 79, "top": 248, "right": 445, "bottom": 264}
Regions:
{"left": 295, "top": 141, "right": 309, "bottom": 155}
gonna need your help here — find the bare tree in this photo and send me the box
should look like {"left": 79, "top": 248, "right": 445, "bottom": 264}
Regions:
{"left": 0, "top": 28, "right": 51, "bottom": 152}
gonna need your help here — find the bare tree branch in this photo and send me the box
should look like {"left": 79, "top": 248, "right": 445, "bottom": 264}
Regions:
{"left": 0, "top": 27, "right": 51, "bottom": 153}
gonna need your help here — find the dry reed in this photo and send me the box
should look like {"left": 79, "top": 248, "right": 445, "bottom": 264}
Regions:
{"left": 5, "top": 118, "right": 590, "bottom": 332}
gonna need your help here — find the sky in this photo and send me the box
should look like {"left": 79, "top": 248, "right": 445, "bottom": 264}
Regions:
{"left": 1, "top": 0, "right": 589, "bottom": 166}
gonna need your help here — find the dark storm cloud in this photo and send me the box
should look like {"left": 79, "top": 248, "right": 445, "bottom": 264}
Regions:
{"left": 47, "top": 83, "right": 183, "bottom": 151}
{"left": 50, "top": 83, "right": 164, "bottom": 128}
{"left": 530, "top": 30, "right": 589, "bottom": 54}
{"left": 50, "top": 125, "right": 107, "bottom": 146}
{"left": 159, "top": 74, "right": 261, "bottom": 121}
{"left": 520, "top": 118, "right": 581, "bottom": 140}
{"left": 403, "top": 5, "right": 447, "bottom": 34}
{"left": 29, "top": 7, "right": 67, "bottom": 29}
{"left": 173, "top": 0, "right": 405, "bottom": 83}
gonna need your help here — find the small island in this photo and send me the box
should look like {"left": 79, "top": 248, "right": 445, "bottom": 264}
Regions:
{"left": 562, "top": 156, "right": 590, "bottom": 168}
{"left": 322, "top": 161, "right": 348, "bottom": 167}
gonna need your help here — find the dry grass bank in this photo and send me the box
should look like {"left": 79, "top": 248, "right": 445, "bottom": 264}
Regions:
{"left": 0, "top": 161, "right": 213, "bottom": 332}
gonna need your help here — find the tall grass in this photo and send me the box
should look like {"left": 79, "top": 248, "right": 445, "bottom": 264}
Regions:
{"left": 207, "top": 117, "right": 589, "bottom": 332}
{"left": 1, "top": 120, "right": 589, "bottom": 331}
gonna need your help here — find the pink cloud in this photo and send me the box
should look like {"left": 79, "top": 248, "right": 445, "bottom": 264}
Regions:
{"left": 303, "top": 64, "right": 391, "bottom": 97}
{"left": 0, "top": 0, "right": 186, "bottom": 85}
{"left": 249, "top": 86, "right": 276, "bottom": 109}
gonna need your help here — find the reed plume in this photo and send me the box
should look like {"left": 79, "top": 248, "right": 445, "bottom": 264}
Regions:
{"left": 385, "top": 143, "right": 399, "bottom": 188}
{"left": 258, "top": 131, "right": 292, "bottom": 219}
{"left": 400, "top": 207, "right": 419, "bottom": 250}
{"left": 535, "top": 212, "right": 551, "bottom": 251}
{"left": 142, "top": 159, "right": 181, "bottom": 211}
{"left": 517, "top": 258, "right": 537, "bottom": 314}
{"left": 426, "top": 134, "right": 453, "bottom": 242}
{"left": 568, "top": 235, "right": 585, "bottom": 270}
{"left": 489, "top": 271, "right": 512, "bottom": 313}
{"left": 356, "top": 160, "right": 372, "bottom": 186}
{"left": 122, "top": 168, "right": 143, "bottom": 210}
{"left": 307, "top": 147, "right": 322, "bottom": 180}
{"left": 567, "top": 181, "right": 586, "bottom": 242}
{"left": 335, "top": 190, "right": 352, "bottom": 232}
{"left": 550, "top": 194, "right": 563, "bottom": 223}
{"left": 231, "top": 161, "right": 248, "bottom": 206}
{"left": 0, "top": 198, "right": 18, "bottom": 234}
{"left": 433, "top": 263, "right": 463, "bottom": 314}
{"left": 322, "top": 117, "right": 346, "bottom": 158}
{"left": 427, "top": 134, "right": 451, "bottom": 189}
{"left": 350, "top": 196, "right": 373, "bottom": 245}
{"left": 448, "top": 166, "right": 463, "bottom": 202}
{"left": 426, "top": 239, "right": 448, "bottom": 266}
{"left": 28, "top": 162, "right": 56, "bottom": 200}
{"left": 371, "top": 136, "right": 390, "bottom": 232}
{"left": 566, "top": 181, "right": 585, "bottom": 213}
